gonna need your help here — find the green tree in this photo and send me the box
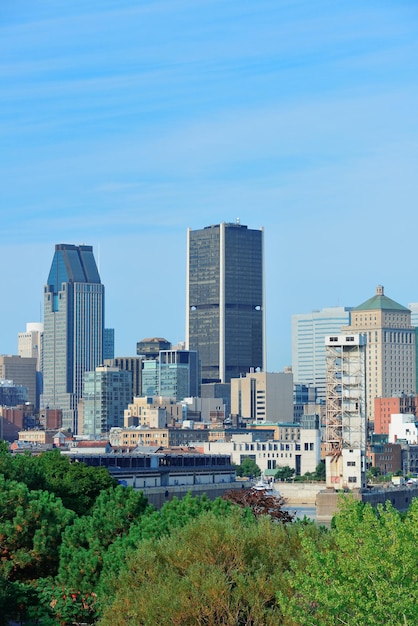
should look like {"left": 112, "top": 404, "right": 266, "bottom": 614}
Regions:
{"left": 37, "top": 450, "right": 117, "bottom": 515}
{"left": 57, "top": 485, "right": 149, "bottom": 590}
{"left": 235, "top": 457, "right": 261, "bottom": 478}
{"left": 275, "top": 465, "right": 295, "bottom": 481}
{"left": 98, "top": 509, "right": 319, "bottom": 626}
{"left": 0, "top": 476, "right": 74, "bottom": 582}
{"left": 280, "top": 496, "right": 418, "bottom": 625}
{"left": 98, "top": 492, "right": 235, "bottom": 602}
{"left": 0, "top": 446, "right": 117, "bottom": 516}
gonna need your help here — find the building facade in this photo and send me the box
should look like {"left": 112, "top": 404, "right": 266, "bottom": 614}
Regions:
{"left": 41, "top": 244, "right": 104, "bottom": 433}
{"left": 18, "top": 322, "right": 43, "bottom": 370}
{"left": 0, "top": 355, "right": 37, "bottom": 407}
{"left": 186, "top": 222, "right": 265, "bottom": 384}
{"left": 292, "top": 306, "right": 352, "bottom": 402}
{"left": 374, "top": 395, "right": 417, "bottom": 436}
{"left": 159, "top": 349, "right": 200, "bottom": 401}
{"left": 79, "top": 366, "right": 132, "bottom": 436}
{"left": 343, "top": 286, "right": 416, "bottom": 422}
{"left": 230, "top": 370, "right": 294, "bottom": 424}
{"left": 104, "top": 356, "right": 143, "bottom": 399}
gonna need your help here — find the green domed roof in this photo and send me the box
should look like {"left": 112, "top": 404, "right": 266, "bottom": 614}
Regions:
{"left": 354, "top": 285, "right": 409, "bottom": 312}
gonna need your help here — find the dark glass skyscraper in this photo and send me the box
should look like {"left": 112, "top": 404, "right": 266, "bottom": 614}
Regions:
{"left": 41, "top": 244, "right": 104, "bottom": 433}
{"left": 186, "top": 222, "right": 265, "bottom": 384}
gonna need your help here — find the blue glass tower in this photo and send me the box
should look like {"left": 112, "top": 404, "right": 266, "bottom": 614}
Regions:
{"left": 41, "top": 244, "right": 104, "bottom": 433}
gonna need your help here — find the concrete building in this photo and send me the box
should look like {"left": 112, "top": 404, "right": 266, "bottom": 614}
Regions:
{"left": 186, "top": 222, "right": 265, "bottom": 383}
{"left": 389, "top": 413, "right": 418, "bottom": 445}
{"left": 201, "top": 382, "right": 231, "bottom": 420}
{"left": 374, "top": 394, "right": 417, "bottom": 435}
{"left": 124, "top": 396, "right": 183, "bottom": 426}
{"left": 0, "top": 355, "right": 37, "bottom": 407}
{"left": 18, "top": 323, "right": 44, "bottom": 406}
{"left": 230, "top": 370, "right": 294, "bottom": 424}
{"left": 182, "top": 396, "right": 227, "bottom": 424}
{"left": 41, "top": 244, "right": 105, "bottom": 433}
{"left": 18, "top": 322, "right": 43, "bottom": 370}
{"left": 79, "top": 366, "right": 132, "bottom": 436}
{"left": 109, "top": 425, "right": 210, "bottom": 449}
{"left": 292, "top": 306, "right": 352, "bottom": 402}
{"left": 137, "top": 337, "right": 171, "bottom": 359}
{"left": 343, "top": 285, "right": 416, "bottom": 423}
{"left": 325, "top": 333, "right": 367, "bottom": 489}
{"left": 203, "top": 421, "right": 320, "bottom": 476}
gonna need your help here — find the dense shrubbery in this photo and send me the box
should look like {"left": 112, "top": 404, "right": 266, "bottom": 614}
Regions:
{"left": 1, "top": 441, "right": 417, "bottom": 625}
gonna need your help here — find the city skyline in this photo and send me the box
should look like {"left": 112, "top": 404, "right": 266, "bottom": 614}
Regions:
{"left": 1, "top": 1, "right": 418, "bottom": 371}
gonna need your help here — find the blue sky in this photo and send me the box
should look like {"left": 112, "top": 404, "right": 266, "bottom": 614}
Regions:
{"left": 1, "top": 0, "right": 418, "bottom": 370}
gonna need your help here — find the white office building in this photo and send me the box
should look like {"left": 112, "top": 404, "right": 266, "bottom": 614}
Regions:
{"left": 292, "top": 306, "right": 352, "bottom": 402}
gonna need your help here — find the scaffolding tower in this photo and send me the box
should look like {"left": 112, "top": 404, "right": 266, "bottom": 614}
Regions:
{"left": 325, "top": 334, "right": 367, "bottom": 489}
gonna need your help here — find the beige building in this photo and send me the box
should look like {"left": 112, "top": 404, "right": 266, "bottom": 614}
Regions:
{"left": 109, "top": 425, "right": 210, "bottom": 448}
{"left": 230, "top": 370, "right": 294, "bottom": 423}
{"left": 343, "top": 286, "right": 416, "bottom": 422}
{"left": 18, "top": 429, "right": 55, "bottom": 444}
{"left": 18, "top": 323, "right": 43, "bottom": 371}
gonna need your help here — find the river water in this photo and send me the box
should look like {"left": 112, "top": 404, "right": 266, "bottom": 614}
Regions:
{"left": 283, "top": 505, "right": 316, "bottom": 521}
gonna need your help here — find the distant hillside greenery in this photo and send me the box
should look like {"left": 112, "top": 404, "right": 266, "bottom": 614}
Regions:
{"left": 0, "top": 441, "right": 417, "bottom": 625}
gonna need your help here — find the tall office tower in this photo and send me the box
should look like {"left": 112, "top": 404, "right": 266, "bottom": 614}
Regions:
{"left": 343, "top": 286, "right": 416, "bottom": 423}
{"left": 79, "top": 366, "right": 132, "bottom": 437}
{"left": 41, "top": 244, "right": 104, "bottom": 433}
{"left": 186, "top": 222, "right": 265, "bottom": 384}
{"left": 291, "top": 306, "right": 352, "bottom": 402}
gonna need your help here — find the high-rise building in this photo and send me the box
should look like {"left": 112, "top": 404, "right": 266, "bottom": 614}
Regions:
{"left": 343, "top": 285, "right": 416, "bottom": 422}
{"left": 18, "top": 323, "right": 44, "bottom": 406}
{"left": 79, "top": 366, "right": 132, "bottom": 437}
{"left": 18, "top": 322, "right": 43, "bottom": 370}
{"left": 41, "top": 244, "right": 104, "bottom": 433}
{"left": 159, "top": 349, "right": 200, "bottom": 401}
{"left": 186, "top": 222, "right": 265, "bottom": 383}
{"left": 292, "top": 306, "right": 352, "bottom": 402}
{"left": 103, "top": 328, "right": 115, "bottom": 360}
{"left": 140, "top": 350, "right": 200, "bottom": 401}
